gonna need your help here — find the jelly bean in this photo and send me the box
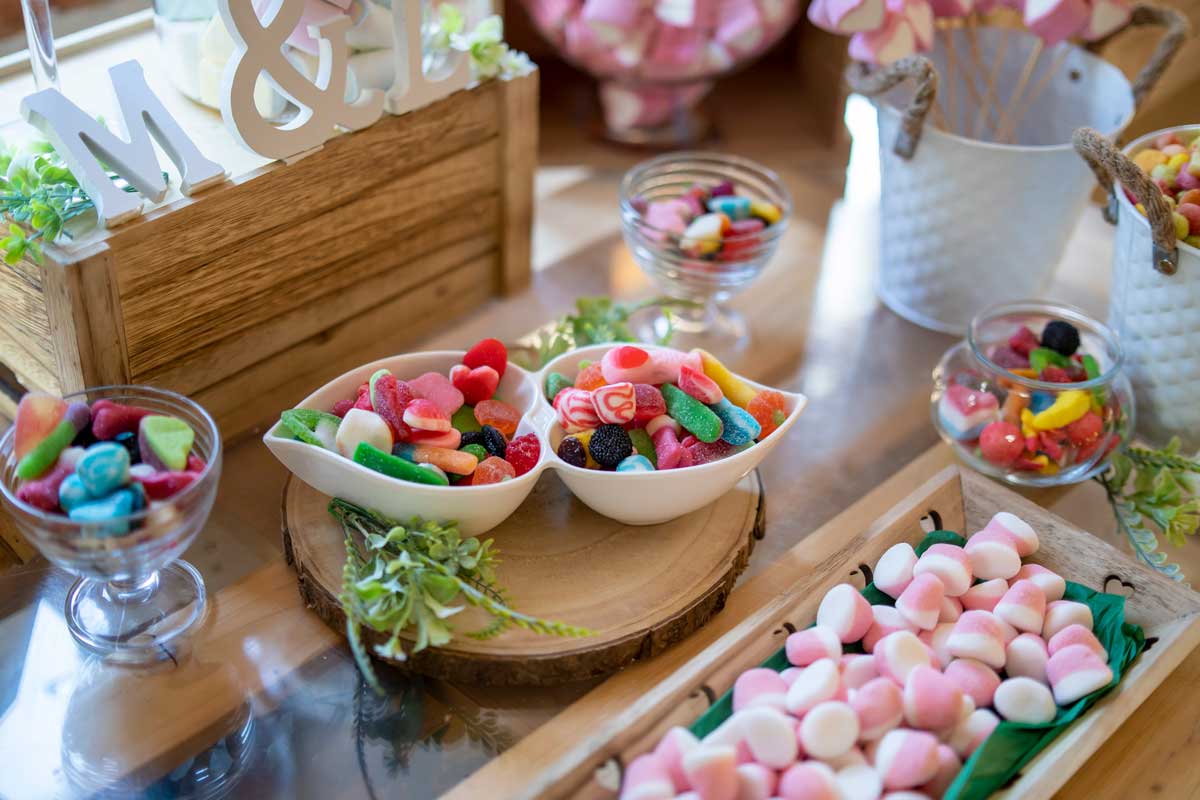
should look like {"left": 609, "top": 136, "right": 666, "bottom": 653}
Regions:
{"left": 678, "top": 364, "right": 724, "bottom": 404}
{"left": 746, "top": 390, "right": 787, "bottom": 439}
{"left": 707, "top": 195, "right": 750, "bottom": 220}
{"left": 90, "top": 399, "right": 154, "bottom": 441}
{"left": 335, "top": 408, "right": 394, "bottom": 459}
{"left": 544, "top": 372, "right": 573, "bottom": 403}
{"left": 405, "top": 398, "right": 451, "bottom": 433}
{"left": 1031, "top": 389, "right": 1090, "bottom": 430}
{"left": 70, "top": 488, "right": 137, "bottom": 536}
{"left": 697, "top": 349, "right": 758, "bottom": 408}
{"left": 505, "top": 433, "right": 541, "bottom": 476}
{"left": 280, "top": 408, "right": 342, "bottom": 450}
{"left": 133, "top": 469, "right": 197, "bottom": 500}
{"left": 14, "top": 392, "right": 67, "bottom": 460}
{"left": 555, "top": 388, "right": 601, "bottom": 433}
{"left": 463, "top": 338, "right": 508, "bottom": 379}
{"left": 473, "top": 456, "right": 516, "bottom": 485}
{"left": 451, "top": 405, "right": 481, "bottom": 433}
{"left": 592, "top": 382, "right": 636, "bottom": 425}
{"left": 680, "top": 213, "right": 727, "bottom": 256}
{"left": 353, "top": 442, "right": 449, "bottom": 485}
{"left": 474, "top": 398, "right": 521, "bottom": 437}
{"left": 17, "top": 458, "right": 75, "bottom": 511}
{"left": 631, "top": 383, "right": 666, "bottom": 427}
{"left": 710, "top": 180, "right": 734, "bottom": 197}
{"left": 627, "top": 428, "right": 656, "bottom": 466}
{"left": 749, "top": 199, "right": 782, "bottom": 225}
{"left": 460, "top": 443, "right": 488, "bottom": 463}
{"left": 574, "top": 362, "right": 607, "bottom": 391}
{"left": 393, "top": 442, "right": 479, "bottom": 475}
{"left": 616, "top": 454, "right": 654, "bottom": 472}
{"left": 408, "top": 371, "right": 463, "bottom": 418}
{"left": 17, "top": 402, "right": 91, "bottom": 480}
{"left": 662, "top": 384, "right": 723, "bottom": 443}
{"left": 76, "top": 442, "right": 131, "bottom": 498}
{"left": 449, "top": 364, "right": 499, "bottom": 406}
{"left": 59, "top": 472, "right": 91, "bottom": 512}
{"left": 138, "top": 415, "right": 195, "bottom": 472}
{"left": 708, "top": 398, "right": 761, "bottom": 445}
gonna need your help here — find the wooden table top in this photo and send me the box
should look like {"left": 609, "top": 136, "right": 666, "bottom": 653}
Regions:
{"left": 1, "top": 63, "right": 1198, "bottom": 799}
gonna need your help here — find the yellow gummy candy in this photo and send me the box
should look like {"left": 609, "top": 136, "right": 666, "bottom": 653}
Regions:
{"left": 1036, "top": 456, "right": 1058, "bottom": 475}
{"left": 572, "top": 429, "right": 601, "bottom": 468}
{"left": 1134, "top": 149, "right": 1167, "bottom": 172}
{"left": 1031, "top": 390, "right": 1090, "bottom": 431}
{"left": 1020, "top": 408, "right": 1037, "bottom": 439}
{"left": 1169, "top": 152, "right": 1190, "bottom": 170}
{"left": 750, "top": 200, "right": 782, "bottom": 225}
{"left": 697, "top": 349, "right": 758, "bottom": 408}
{"left": 1174, "top": 212, "right": 1191, "bottom": 239}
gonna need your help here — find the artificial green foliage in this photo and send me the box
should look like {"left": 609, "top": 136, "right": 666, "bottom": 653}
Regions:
{"left": 527, "top": 296, "right": 699, "bottom": 368}
{"left": 427, "top": 6, "right": 533, "bottom": 81}
{"left": 1098, "top": 438, "right": 1200, "bottom": 583}
{"left": 333, "top": 499, "right": 591, "bottom": 694}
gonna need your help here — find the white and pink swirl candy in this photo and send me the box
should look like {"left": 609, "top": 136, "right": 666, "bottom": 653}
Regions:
{"left": 592, "top": 382, "right": 637, "bottom": 424}
{"left": 555, "top": 388, "right": 601, "bottom": 433}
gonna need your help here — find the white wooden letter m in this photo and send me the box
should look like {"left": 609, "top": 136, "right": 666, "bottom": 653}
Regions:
{"left": 21, "top": 60, "right": 227, "bottom": 227}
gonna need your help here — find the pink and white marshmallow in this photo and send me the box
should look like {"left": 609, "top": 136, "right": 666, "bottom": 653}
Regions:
{"left": 801, "top": 701, "right": 861, "bottom": 759}
{"left": 993, "top": 676, "right": 1057, "bottom": 724}
{"left": 902, "top": 665, "right": 964, "bottom": 731}
{"left": 1042, "top": 600, "right": 1094, "bottom": 640}
{"left": 786, "top": 659, "right": 844, "bottom": 716}
{"left": 817, "top": 583, "right": 875, "bottom": 643}
{"left": 977, "top": 512, "right": 1040, "bottom": 557}
{"left": 918, "top": 622, "right": 955, "bottom": 668}
{"left": 851, "top": 677, "right": 905, "bottom": 739}
{"left": 733, "top": 668, "right": 789, "bottom": 712}
{"left": 1048, "top": 623, "right": 1106, "bottom": 658}
{"left": 873, "top": 729, "right": 941, "bottom": 790}
{"left": 621, "top": 753, "right": 675, "bottom": 800}
{"left": 807, "top": 0, "right": 886, "bottom": 33}
{"left": 913, "top": 544, "right": 973, "bottom": 597}
{"left": 736, "top": 762, "right": 777, "bottom": 800}
{"left": 837, "top": 763, "right": 884, "bottom": 800}
{"left": 874, "top": 543, "right": 918, "bottom": 599}
{"left": 581, "top": 0, "right": 644, "bottom": 45}
{"left": 787, "top": 626, "right": 843, "bottom": 667}
{"left": 921, "top": 744, "right": 963, "bottom": 799}
{"left": 896, "top": 573, "right": 946, "bottom": 631}
{"left": 842, "top": 653, "right": 880, "bottom": 690}
{"left": 943, "top": 658, "right": 1001, "bottom": 708}
{"left": 939, "top": 595, "right": 963, "bottom": 623}
{"left": 1046, "top": 643, "right": 1114, "bottom": 704}
{"left": 653, "top": 727, "right": 698, "bottom": 792}
{"left": 874, "top": 631, "right": 934, "bottom": 684}
{"left": 1024, "top": 0, "right": 1090, "bottom": 45}
{"left": 964, "top": 530, "right": 1022, "bottom": 581}
{"left": 864, "top": 605, "right": 917, "bottom": 652}
{"left": 1082, "top": 0, "right": 1132, "bottom": 40}
{"left": 947, "top": 611, "right": 1007, "bottom": 670}
{"left": 739, "top": 706, "right": 800, "bottom": 769}
{"left": 848, "top": 13, "right": 919, "bottom": 66}
{"left": 961, "top": 579, "right": 1009, "bottom": 612}
{"left": 947, "top": 708, "right": 1000, "bottom": 759}
{"left": 994, "top": 579, "right": 1047, "bottom": 633}
{"left": 682, "top": 744, "right": 739, "bottom": 800}
{"left": 1013, "top": 564, "right": 1066, "bottom": 603}
{"left": 777, "top": 761, "right": 839, "bottom": 800}
{"left": 1006, "top": 633, "right": 1050, "bottom": 684}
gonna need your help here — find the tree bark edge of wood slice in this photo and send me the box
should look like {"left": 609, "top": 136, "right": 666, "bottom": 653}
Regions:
{"left": 280, "top": 470, "right": 766, "bottom": 686}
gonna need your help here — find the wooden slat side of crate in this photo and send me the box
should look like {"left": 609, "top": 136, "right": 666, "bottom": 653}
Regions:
{"left": 467, "top": 466, "right": 1200, "bottom": 800}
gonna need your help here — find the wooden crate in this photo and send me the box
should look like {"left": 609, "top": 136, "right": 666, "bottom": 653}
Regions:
{"left": 503, "top": 466, "right": 1200, "bottom": 799}
{"left": 0, "top": 62, "right": 537, "bottom": 442}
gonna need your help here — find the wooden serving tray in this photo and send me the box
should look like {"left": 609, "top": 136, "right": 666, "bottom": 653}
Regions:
{"left": 503, "top": 466, "right": 1200, "bottom": 799}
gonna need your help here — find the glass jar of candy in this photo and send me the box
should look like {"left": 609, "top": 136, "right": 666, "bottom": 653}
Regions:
{"left": 931, "top": 301, "right": 1134, "bottom": 487}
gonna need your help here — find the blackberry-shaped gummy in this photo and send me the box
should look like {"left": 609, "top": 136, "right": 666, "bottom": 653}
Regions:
{"left": 1041, "top": 320, "right": 1080, "bottom": 356}
{"left": 460, "top": 430, "right": 486, "bottom": 449}
{"left": 588, "top": 424, "right": 633, "bottom": 468}
{"left": 481, "top": 425, "right": 507, "bottom": 459}
{"left": 556, "top": 436, "right": 587, "bottom": 468}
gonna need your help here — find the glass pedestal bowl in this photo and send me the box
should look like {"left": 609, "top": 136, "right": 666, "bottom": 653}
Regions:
{"left": 619, "top": 151, "right": 791, "bottom": 357}
{"left": 932, "top": 302, "right": 1134, "bottom": 487}
{"left": 0, "top": 386, "right": 222, "bottom": 663}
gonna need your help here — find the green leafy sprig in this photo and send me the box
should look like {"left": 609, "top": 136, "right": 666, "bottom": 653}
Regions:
{"left": 1098, "top": 438, "right": 1200, "bottom": 583}
{"left": 334, "top": 499, "right": 591, "bottom": 693}
{"left": 429, "top": 7, "right": 534, "bottom": 81}
{"left": 522, "top": 295, "right": 700, "bottom": 369}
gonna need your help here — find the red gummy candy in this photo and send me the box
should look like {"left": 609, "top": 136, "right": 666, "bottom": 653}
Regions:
{"left": 680, "top": 434, "right": 699, "bottom": 449}
{"left": 1009, "top": 326, "right": 1041, "bottom": 357}
{"left": 989, "top": 346, "right": 1029, "bottom": 370}
{"left": 979, "top": 421, "right": 1023, "bottom": 466}
{"left": 632, "top": 384, "right": 666, "bottom": 427}
{"left": 135, "top": 470, "right": 197, "bottom": 500}
{"left": 331, "top": 399, "right": 355, "bottom": 417}
{"left": 463, "top": 338, "right": 508, "bottom": 379}
{"left": 16, "top": 459, "right": 73, "bottom": 511}
{"left": 1039, "top": 366, "right": 1073, "bottom": 383}
{"left": 370, "top": 373, "right": 414, "bottom": 441}
{"left": 1066, "top": 411, "right": 1103, "bottom": 446}
{"left": 353, "top": 384, "right": 374, "bottom": 411}
{"left": 747, "top": 390, "right": 788, "bottom": 439}
{"left": 450, "top": 364, "right": 500, "bottom": 405}
{"left": 474, "top": 456, "right": 516, "bottom": 485}
{"left": 1038, "top": 431, "right": 1064, "bottom": 461}
{"left": 186, "top": 453, "right": 207, "bottom": 473}
{"left": 575, "top": 363, "right": 607, "bottom": 391}
{"left": 678, "top": 364, "right": 724, "bottom": 404}
{"left": 506, "top": 433, "right": 540, "bottom": 476}
{"left": 475, "top": 398, "right": 521, "bottom": 438}
{"left": 687, "top": 439, "right": 736, "bottom": 465}
{"left": 91, "top": 399, "right": 153, "bottom": 441}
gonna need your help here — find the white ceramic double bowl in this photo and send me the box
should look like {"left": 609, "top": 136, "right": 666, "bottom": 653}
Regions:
{"left": 264, "top": 344, "right": 807, "bottom": 534}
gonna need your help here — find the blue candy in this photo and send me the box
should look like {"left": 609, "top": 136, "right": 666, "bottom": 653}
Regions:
{"left": 708, "top": 195, "right": 750, "bottom": 220}
{"left": 616, "top": 454, "right": 655, "bottom": 473}
{"left": 69, "top": 488, "right": 136, "bottom": 537}
{"left": 707, "top": 398, "right": 762, "bottom": 446}
{"left": 76, "top": 442, "right": 130, "bottom": 498}
{"left": 58, "top": 473, "right": 91, "bottom": 512}
{"left": 1030, "top": 392, "right": 1055, "bottom": 414}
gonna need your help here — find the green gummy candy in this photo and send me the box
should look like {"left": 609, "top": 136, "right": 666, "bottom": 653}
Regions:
{"left": 16, "top": 418, "right": 75, "bottom": 480}
{"left": 452, "top": 405, "right": 481, "bottom": 433}
{"left": 280, "top": 409, "right": 342, "bottom": 449}
{"left": 544, "top": 372, "right": 573, "bottom": 402}
{"left": 1029, "top": 347, "right": 1071, "bottom": 373}
{"left": 141, "top": 415, "right": 194, "bottom": 471}
{"left": 578, "top": 359, "right": 592, "bottom": 370}
{"left": 628, "top": 428, "right": 656, "bottom": 468}
{"left": 662, "top": 384, "right": 723, "bottom": 443}
{"left": 353, "top": 442, "right": 450, "bottom": 486}
{"left": 460, "top": 443, "right": 488, "bottom": 461}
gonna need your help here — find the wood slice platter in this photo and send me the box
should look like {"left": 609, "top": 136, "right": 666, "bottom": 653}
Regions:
{"left": 281, "top": 470, "right": 765, "bottom": 686}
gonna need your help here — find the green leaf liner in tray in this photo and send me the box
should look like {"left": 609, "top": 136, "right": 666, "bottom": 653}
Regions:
{"left": 688, "top": 531, "right": 1146, "bottom": 800}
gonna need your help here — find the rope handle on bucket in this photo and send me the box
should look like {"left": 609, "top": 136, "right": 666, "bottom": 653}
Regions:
{"left": 844, "top": 57, "right": 938, "bottom": 160}
{"left": 1096, "top": 4, "right": 1191, "bottom": 109}
{"left": 1073, "top": 127, "right": 1178, "bottom": 275}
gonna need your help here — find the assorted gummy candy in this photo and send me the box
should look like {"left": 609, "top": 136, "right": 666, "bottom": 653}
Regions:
{"left": 10, "top": 392, "right": 202, "bottom": 535}
{"left": 550, "top": 345, "right": 792, "bottom": 473}
{"left": 937, "top": 319, "right": 1121, "bottom": 476}
{"left": 280, "top": 338, "right": 540, "bottom": 487}
{"left": 1127, "top": 129, "right": 1200, "bottom": 248}
{"left": 632, "top": 180, "right": 784, "bottom": 262}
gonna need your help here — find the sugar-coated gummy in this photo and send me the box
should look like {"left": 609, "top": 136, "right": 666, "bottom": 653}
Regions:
{"left": 616, "top": 454, "right": 655, "bottom": 472}
{"left": 505, "top": 433, "right": 541, "bottom": 476}
{"left": 460, "top": 430, "right": 485, "bottom": 449}
{"left": 627, "top": 428, "right": 656, "bottom": 466}
{"left": 544, "top": 372, "right": 573, "bottom": 403}
{"left": 556, "top": 436, "right": 587, "bottom": 468}
{"left": 481, "top": 425, "right": 507, "bottom": 459}
{"left": 661, "top": 384, "right": 723, "bottom": 443}
{"left": 352, "top": 442, "right": 450, "bottom": 486}
{"left": 451, "top": 405, "right": 481, "bottom": 433}
{"left": 707, "top": 397, "right": 761, "bottom": 445}
{"left": 460, "top": 443, "right": 488, "bottom": 462}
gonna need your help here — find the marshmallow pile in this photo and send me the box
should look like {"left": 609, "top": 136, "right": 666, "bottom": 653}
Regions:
{"left": 621, "top": 512, "right": 1116, "bottom": 800}
{"left": 805, "top": 0, "right": 1132, "bottom": 66}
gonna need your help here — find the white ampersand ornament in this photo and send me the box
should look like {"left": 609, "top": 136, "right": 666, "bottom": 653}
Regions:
{"left": 217, "top": 0, "right": 384, "bottom": 161}
{"left": 385, "top": 1, "right": 471, "bottom": 116}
